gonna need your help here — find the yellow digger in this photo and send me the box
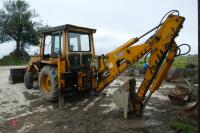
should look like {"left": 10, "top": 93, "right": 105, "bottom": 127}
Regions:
{"left": 9, "top": 10, "right": 191, "bottom": 116}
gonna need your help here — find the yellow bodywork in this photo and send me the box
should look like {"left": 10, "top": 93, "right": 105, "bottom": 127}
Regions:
{"left": 93, "top": 14, "right": 184, "bottom": 114}
{"left": 25, "top": 13, "right": 186, "bottom": 115}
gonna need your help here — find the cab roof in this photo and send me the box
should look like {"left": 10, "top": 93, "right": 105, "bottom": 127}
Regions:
{"left": 40, "top": 24, "right": 96, "bottom": 34}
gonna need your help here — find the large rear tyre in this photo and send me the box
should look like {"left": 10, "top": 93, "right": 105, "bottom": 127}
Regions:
{"left": 39, "top": 66, "right": 58, "bottom": 101}
{"left": 24, "top": 71, "right": 33, "bottom": 89}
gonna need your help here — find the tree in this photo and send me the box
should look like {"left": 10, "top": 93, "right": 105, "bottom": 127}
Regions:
{"left": 0, "top": 0, "right": 43, "bottom": 56}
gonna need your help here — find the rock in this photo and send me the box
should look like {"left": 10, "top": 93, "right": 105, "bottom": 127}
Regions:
{"left": 190, "top": 84, "right": 198, "bottom": 101}
{"left": 168, "top": 86, "right": 190, "bottom": 105}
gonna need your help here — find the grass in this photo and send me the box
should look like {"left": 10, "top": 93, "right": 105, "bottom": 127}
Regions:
{"left": 170, "top": 120, "right": 197, "bottom": 133}
{"left": 0, "top": 51, "right": 30, "bottom": 66}
{"left": 132, "top": 57, "right": 145, "bottom": 68}
{"left": 172, "top": 56, "right": 188, "bottom": 68}
{"left": 0, "top": 50, "right": 197, "bottom": 67}
{"left": 132, "top": 55, "right": 197, "bottom": 69}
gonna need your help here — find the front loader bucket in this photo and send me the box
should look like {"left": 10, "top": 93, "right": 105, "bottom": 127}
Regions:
{"left": 9, "top": 68, "right": 26, "bottom": 84}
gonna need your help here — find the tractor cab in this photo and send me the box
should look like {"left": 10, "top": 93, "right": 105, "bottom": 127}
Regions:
{"left": 40, "top": 24, "right": 96, "bottom": 72}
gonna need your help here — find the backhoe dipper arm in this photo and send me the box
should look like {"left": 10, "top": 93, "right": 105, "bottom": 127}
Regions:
{"left": 92, "top": 13, "right": 185, "bottom": 114}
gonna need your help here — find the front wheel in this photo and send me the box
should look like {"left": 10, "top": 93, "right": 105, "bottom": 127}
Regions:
{"left": 24, "top": 71, "right": 33, "bottom": 89}
{"left": 39, "top": 66, "right": 58, "bottom": 101}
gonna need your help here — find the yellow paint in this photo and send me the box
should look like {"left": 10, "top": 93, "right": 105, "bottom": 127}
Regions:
{"left": 26, "top": 14, "right": 186, "bottom": 115}
{"left": 94, "top": 15, "right": 185, "bottom": 114}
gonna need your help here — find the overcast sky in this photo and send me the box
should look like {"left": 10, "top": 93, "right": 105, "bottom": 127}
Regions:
{"left": 0, "top": 0, "right": 198, "bottom": 58}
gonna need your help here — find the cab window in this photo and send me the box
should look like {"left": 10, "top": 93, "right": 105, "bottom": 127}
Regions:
{"left": 44, "top": 35, "right": 51, "bottom": 56}
{"left": 52, "top": 34, "right": 60, "bottom": 55}
{"left": 68, "top": 32, "right": 90, "bottom": 52}
{"left": 44, "top": 33, "right": 62, "bottom": 57}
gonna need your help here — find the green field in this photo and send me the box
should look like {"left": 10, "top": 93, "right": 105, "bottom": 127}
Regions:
{"left": 170, "top": 120, "right": 198, "bottom": 133}
{"left": 0, "top": 52, "right": 198, "bottom": 68}
{"left": 132, "top": 55, "right": 198, "bottom": 69}
{"left": 0, "top": 52, "right": 29, "bottom": 66}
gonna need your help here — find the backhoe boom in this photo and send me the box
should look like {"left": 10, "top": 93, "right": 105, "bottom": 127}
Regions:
{"left": 92, "top": 14, "right": 185, "bottom": 115}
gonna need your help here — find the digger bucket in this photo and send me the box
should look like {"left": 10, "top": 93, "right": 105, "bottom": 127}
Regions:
{"left": 9, "top": 68, "right": 26, "bottom": 84}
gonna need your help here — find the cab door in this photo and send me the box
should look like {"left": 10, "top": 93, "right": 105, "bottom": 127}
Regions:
{"left": 51, "top": 32, "right": 62, "bottom": 57}
{"left": 67, "top": 32, "right": 92, "bottom": 72}
{"left": 43, "top": 32, "right": 62, "bottom": 59}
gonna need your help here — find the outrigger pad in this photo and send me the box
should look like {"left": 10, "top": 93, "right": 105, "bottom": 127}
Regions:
{"left": 9, "top": 68, "right": 26, "bottom": 84}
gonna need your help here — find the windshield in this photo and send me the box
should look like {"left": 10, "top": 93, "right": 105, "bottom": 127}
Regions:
{"left": 68, "top": 32, "right": 90, "bottom": 52}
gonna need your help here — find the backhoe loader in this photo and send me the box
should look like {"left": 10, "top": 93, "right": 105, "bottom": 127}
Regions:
{"left": 9, "top": 10, "right": 191, "bottom": 116}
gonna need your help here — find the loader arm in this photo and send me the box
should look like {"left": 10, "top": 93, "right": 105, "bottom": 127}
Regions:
{"left": 92, "top": 13, "right": 185, "bottom": 115}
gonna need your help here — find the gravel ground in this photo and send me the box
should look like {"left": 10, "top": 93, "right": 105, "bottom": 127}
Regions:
{"left": 0, "top": 66, "right": 197, "bottom": 133}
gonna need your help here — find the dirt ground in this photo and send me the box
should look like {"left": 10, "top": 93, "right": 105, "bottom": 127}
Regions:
{"left": 0, "top": 66, "right": 197, "bottom": 133}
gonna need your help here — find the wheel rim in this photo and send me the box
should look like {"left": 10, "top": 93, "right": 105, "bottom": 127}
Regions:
{"left": 42, "top": 74, "right": 51, "bottom": 93}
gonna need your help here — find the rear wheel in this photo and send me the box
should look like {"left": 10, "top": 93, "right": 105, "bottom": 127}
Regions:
{"left": 39, "top": 66, "right": 58, "bottom": 101}
{"left": 24, "top": 71, "right": 33, "bottom": 89}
